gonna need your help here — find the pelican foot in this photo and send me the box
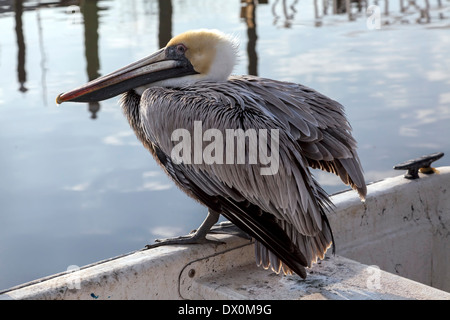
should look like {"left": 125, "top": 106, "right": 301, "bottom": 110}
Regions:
{"left": 145, "top": 210, "right": 233, "bottom": 249}
{"left": 146, "top": 232, "right": 224, "bottom": 249}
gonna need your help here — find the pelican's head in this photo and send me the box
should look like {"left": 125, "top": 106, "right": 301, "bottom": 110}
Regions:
{"left": 152, "top": 29, "right": 237, "bottom": 88}
{"left": 56, "top": 29, "right": 238, "bottom": 103}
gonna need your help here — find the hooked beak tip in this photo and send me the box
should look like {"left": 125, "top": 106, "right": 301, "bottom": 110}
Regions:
{"left": 56, "top": 93, "right": 67, "bottom": 106}
{"left": 56, "top": 93, "right": 65, "bottom": 105}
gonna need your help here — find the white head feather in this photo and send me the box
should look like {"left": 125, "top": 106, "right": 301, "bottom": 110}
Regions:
{"left": 135, "top": 29, "right": 238, "bottom": 93}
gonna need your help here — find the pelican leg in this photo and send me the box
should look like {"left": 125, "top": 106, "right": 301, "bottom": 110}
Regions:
{"left": 146, "top": 210, "right": 223, "bottom": 248}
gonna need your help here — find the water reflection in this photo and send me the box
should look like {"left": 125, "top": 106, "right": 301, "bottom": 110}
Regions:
{"left": 81, "top": 0, "right": 101, "bottom": 119}
{"left": 36, "top": 6, "right": 48, "bottom": 105}
{"left": 7, "top": 0, "right": 448, "bottom": 118}
{"left": 271, "top": 0, "right": 298, "bottom": 27}
{"left": 14, "top": 0, "right": 27, "bottom": 93}
{"left": 241, "top": 0, "right": 259, "bottom": 76}
{"left": 158, "top": 0, "right": 172, "bottom": 48}
{"left": 9, "top": 0, "right": 81, "bottom": 95}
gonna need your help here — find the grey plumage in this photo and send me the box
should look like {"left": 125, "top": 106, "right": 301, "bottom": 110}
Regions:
{"left": 121, "top": 75, "right": 366, "bottom": 277}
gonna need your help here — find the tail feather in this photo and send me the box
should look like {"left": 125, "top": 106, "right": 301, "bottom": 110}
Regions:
{"left": 255, "top": 215, "right": 333, "bottom": 276}
{"left": 255, "top": 241, "right": 297, "bottom": 276}
{"left": 253, "top": 176, "right": 334, "bottom": 277}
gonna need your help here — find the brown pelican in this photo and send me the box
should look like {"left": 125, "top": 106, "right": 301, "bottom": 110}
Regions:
{"left": 57, "top": 29, "right": 366, "bottom": 278}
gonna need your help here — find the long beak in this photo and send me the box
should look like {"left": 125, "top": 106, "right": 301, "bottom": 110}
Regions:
{"left": 56, "top": 48, "right": 195, "bottom": 104}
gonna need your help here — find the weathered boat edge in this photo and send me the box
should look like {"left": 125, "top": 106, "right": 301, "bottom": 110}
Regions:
{"left": 1, "top": 167, "right": 450, "bottom": 300}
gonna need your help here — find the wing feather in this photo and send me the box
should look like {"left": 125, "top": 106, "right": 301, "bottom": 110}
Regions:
{"left": 235, "top": 76, "right": 367, "bottom": 200}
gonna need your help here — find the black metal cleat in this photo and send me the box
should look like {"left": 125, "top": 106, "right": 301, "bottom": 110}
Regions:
{"left": 393, "top": 152, "right": 444, "bottom": 179}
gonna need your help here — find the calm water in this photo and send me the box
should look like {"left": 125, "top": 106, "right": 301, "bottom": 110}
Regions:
{"left": 0, "top": 0, "right": 449, "bottom": 290}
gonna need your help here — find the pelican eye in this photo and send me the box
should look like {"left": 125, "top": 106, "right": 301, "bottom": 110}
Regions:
{"left": 176, "top": 44, "right": 187, "bottom": 55}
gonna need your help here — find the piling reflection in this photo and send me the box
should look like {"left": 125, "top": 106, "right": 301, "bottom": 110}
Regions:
{"left": 81, "top": 0, "right": 101, "bottom": 119}
{"left": 158, "top": 0, "right": 172, "bottom": 48}
{"left": 14, "top": 0, "right": 27, "bottom": 93}
{"left": 10, "top": 0, "right": 81, "bottom": 96}
{"left": 272, "top": 0, "right": 298, "bottom": 28}
{"left": 36, "top": 6, "right": 48, "bottom": 105}
{"left": 241, "top": 0, "right": 261, "bottom": 76}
